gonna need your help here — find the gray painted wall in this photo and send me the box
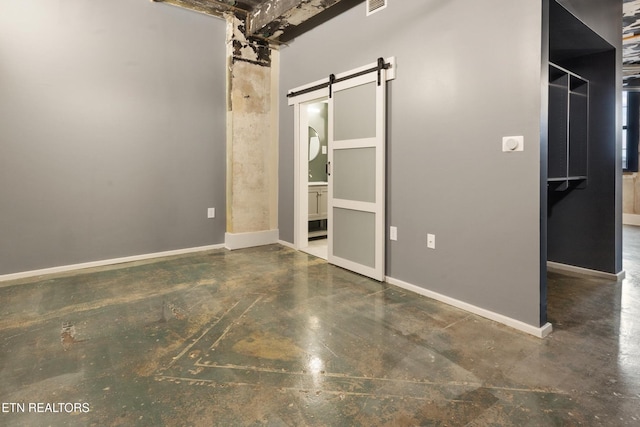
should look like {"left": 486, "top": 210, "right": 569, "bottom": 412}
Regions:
{"left": 0, "top": 0, "right": 227, "bottom": 275}
{"left": 279, "top": 1, "right": 544, "bottom": 326}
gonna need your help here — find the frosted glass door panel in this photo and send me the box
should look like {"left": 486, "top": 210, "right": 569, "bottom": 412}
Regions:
{"left": 327, "top": 61, "right": 386, "bottom": 281}
{"left": 333, "top": 208, "right": 376, "bottom": 268}
{"left": 334, "top": 82, "right": 376, "bottom": 141}
{"left": 333, "top": 147, "right": 376, "bottom": 203}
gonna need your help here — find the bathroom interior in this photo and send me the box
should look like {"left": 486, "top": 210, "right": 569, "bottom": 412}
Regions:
{"left": 305, "top": 100, "right": 329, "bottom": 259}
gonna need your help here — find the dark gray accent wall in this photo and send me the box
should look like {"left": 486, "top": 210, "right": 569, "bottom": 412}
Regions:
{"left": 279, "top": 1, "right": 545, "bottom": 326}
{"left": 546, "top": 0, "right": 623, "bottom": 275}
{"left": 557, "top": 0, "right": 622, "bottom": 45}
{"left": 546, "top": 49, "right": 619, "bottom": 272}
{"left": 0, "top": 0, "right": 227, "bottom": 275}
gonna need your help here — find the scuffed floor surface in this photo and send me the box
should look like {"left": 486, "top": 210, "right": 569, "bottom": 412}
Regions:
{"left": 1, "top": 232, "right": 640, "bottom": 426}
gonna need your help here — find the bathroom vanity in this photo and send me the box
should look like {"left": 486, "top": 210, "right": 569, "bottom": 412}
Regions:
{"left": 308, "top": 182, "right": 327, "bottom": 238}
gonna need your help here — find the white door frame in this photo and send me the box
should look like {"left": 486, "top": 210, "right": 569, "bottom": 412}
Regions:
{"left": 291, "top": 89, "right": 329, "bottom": 251}
{"left": 288, "top": 58, "right": 396, "bottom": 253}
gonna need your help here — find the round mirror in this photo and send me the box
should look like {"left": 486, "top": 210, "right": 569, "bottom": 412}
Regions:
{"left": 309, "top": 127, "right": 320, "bottom": 161}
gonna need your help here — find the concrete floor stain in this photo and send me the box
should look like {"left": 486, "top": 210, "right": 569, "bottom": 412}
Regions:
{"left": 1, "top": 239, "right": 640, "bottom": 425}
{"left": 60, "top": 321, "right": 86, "bottom": 351}
{"left": 232, "top": 331, "right": 305, "bottom": 362}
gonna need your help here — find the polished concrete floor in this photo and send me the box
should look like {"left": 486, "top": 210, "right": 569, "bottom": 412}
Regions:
{"left": 1, "top": 229, "right": 639, "bottom": 426}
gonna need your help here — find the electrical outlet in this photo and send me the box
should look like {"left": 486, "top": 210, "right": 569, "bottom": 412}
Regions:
{"left": 427, "top": 233, "right": 436, "bottom": 249}
{"left": 390, "top": 226, "right": 397, "bottom": 241}
{"left": 207, "top": 207, "right": 215, "bottom": 218}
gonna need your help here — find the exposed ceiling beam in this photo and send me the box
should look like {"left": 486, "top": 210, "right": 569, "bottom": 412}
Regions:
{"left": 152, "top": 0, "right": 247, "bottom": 19}
{"left": 624, "top": 64, "right": 640, "bottom": 76}
{"left": 248, "top": 0, "right": 303, "bottom": 35}
{"left": 152, "top": 0, "right": 364, "bottom": 44}
{"left": 248, "top": 0, "right": 343, "bottom": 40}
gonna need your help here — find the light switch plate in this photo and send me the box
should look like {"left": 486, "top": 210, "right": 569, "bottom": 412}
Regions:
{"left": 427, "top": 233, "right": 436, "bottom": 249}
{"left": 502, "top": 135, "right": 524, "bottom": 152}
{"left": 207, "top": 208, "right": 215, "bottom": 218}
{"left": 390, "top": 226, "right": 397, "bottom": 241}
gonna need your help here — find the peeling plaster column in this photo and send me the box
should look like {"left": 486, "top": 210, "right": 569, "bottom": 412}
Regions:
{"left": 225, "top": 14, "right": 279, "bottom": 249}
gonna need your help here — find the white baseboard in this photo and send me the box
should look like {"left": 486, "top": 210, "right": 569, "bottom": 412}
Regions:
{"left": 385, "top": 276, "right": 553, "bottom": 338}
{"left": 623, "top": 213, "right": 640, "bottom": 226}
{"left": 547, "top": 261, "right": 625, "bottom": 281}
{"left": 0, "top": 244, "right": 226, "bottom": 284}
{"left": 225, "top": 229, "right": 279, "bottom": 250}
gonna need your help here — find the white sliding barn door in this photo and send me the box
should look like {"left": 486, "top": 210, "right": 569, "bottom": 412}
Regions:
{"left": 328, "top": 68, "right": 386, "bottom": 281}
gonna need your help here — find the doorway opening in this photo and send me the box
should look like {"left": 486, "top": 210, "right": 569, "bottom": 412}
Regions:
{"left": 543, "top": 0, "right": 621, "bottom": 327}
{"left": 288, "top": 57, "right": 395, "bottom": 281}
{"left": 304, "top": 100, "right": 329, "bottom": 260}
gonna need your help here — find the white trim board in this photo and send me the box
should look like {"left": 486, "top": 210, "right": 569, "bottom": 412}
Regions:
{"left": 225, "top": 229, "right": 279, "bottom": 250}
{"left": 385, "top": 276, "right": 553, "bottom": 338}
{"left": 0, "top": 244, "right": 226, "bottom": 285}
{"left": 547, "top": 261, "right": 625, "bottom": 281}
{"left": 623, "top": 213, "right": 640, "bottom": 226}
